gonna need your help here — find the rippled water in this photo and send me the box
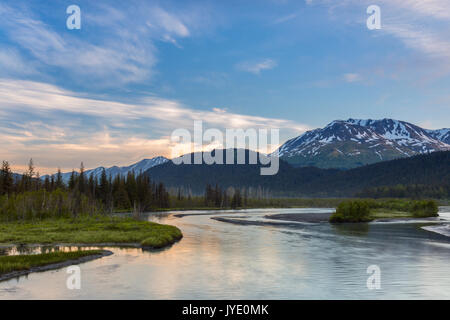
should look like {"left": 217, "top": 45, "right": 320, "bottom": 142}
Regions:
{"left": 1, "top": 207, "right": 449, "bottom": 299}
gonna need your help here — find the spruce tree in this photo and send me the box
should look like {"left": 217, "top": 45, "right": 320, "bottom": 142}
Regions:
{"left": 0, "top": 161, "right": 14, "bottom": 195}
{"left": 56, "top": 168, "right": 64, "bottom": 190}
{"left": 78, "top": 162, "right": 86, "bottom": 194}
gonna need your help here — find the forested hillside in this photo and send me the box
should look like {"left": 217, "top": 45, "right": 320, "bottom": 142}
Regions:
{"left": 146, "top": 150, "right": 450, "bottom": 198}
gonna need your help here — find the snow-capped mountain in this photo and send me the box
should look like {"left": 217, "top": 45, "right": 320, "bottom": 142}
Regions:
{"left": 43, "top": 156, "right": 169, "bottom": 182}
{"left": 427, "top": 128, "right": 450, "bottom": 144}
{"left": 275, "top": 118, "right": 450, "bottom": 169}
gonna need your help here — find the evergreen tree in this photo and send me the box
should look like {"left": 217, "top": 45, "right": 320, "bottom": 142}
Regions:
{"left": 44, "top": 175, "right": 50, "bottom": 191}
{"left": 222, "top": 190, "right": 229, "bottom": 207}
{"left": 78, "top": 162, "right": 86, "bottom": 194}
{"left": 23, "top": 158, "right": 35, "bottom": 192}
{"left": 204, "top": 184, "right": 213, "bottom": 206}
{"left": 55, "top": 168, "right": 64, "bottom": 190}
{"left": 113, "top": 175, "right": 131, "bottom": 209}
{"left": 214, "top": 184, "right": 222, "bottom": 207}
{"left": 125, "top": 171, "right": 138, "bottom": 205}
{"left": 50, "top": 175, "right": 55, "bottom": 191}
{"left": 231, "top": 189, "right": 242, "bottom": 209}
{"left": 98, "top": 168, "right": 109, "bottom": 206}
{"left": 68, "top": 170, "right": 76, "bottom": 190}
{"left": 88, "top": 173, "right": 96, "bottom": 198}
{"left": 0, "top": 161, "right": 14, "bottom": 195}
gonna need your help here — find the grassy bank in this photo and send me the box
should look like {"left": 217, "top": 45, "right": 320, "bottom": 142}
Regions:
{"left": 0, "top": 216, "right": 182, "bottom": 249}
{"left": 330, "top": 199, "right": 439, "bottom": 223}
{"left": 0, "top": 250, "right": 104, "bottom": 276}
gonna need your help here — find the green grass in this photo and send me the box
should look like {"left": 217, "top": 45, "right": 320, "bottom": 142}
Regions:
{"left": 0, "top": 216, "right": 182, "bottom": 249}
{"left": 0, "top": 250, "right": 103, "bottom": 275}
{"left": 369, "top": 209, "right": 414, "bottom": 219}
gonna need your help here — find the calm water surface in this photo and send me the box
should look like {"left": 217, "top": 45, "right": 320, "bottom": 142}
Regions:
{"left": 1, "top": 207, "right": 449, "bottom": 299}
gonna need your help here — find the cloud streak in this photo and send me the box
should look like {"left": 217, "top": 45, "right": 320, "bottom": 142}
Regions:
{"left": 272, "top": 13, "right": 298, "bottom": 25}
{"left": 0, "top": 79, "right": 310, "bottom": 173}
{"left": 308, "top": 0, "right": 450, "bottom": 76}
{"left": 343, "top": 73, "right": 362, "bottom": 83}
{"left": 0, "top": 2, "right": 203, "bottom": 87}
{"left": 237, "top": 59, "right": 278, "bottom": 74}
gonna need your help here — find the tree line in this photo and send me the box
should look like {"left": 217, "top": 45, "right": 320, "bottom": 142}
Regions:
{"left": 0, "top": 159, "right": 253, "bottom": 221}
{"left": 0, "top": 159, "right": 170, "bottom": 221}
{"left": 204, "top": 184, "right": 246, "bottom": 209}
{"left": 356, "top": 184, "right": 450, "bottom": 199}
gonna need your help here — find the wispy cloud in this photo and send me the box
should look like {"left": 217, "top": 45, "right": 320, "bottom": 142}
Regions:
{"left": 237, "top": 59, "right": 278, "bottom": 74}
{"left": 272, "top": 13, "right": 298, "bottom": 25}
{"left": 383, "top": 24, "right": 450, "bottom": 60}
{"left": 0, "top": 47, "right": 39, "bottom": 76}
{"left": 0, "top": 2, "right": 203, "bottom": 87}
{"left": 343, "top": 73, "right": 362, "bottom": 83}
{"left": 308, "top": 0, "right": 450, "bottom": 77}
{"left": 0, "top": 79, "right": 310, "bottom": 173}
{"left": 150, "top": 7, "right": 190, "bottom": 37}
{"left": 307, "top": 0, "right": 450, "bottom": 20}
{"left": 385, "top": 0, "right": 450, "bottom": 20}
{"left": 378, "top": 0, "right": 450, "bottom": 68}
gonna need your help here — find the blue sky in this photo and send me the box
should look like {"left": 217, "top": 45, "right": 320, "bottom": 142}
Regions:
{"left": 0, "top": 0, "right": 449, "bottom": 173}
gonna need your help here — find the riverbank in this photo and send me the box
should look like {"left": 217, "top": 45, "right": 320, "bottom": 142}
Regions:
{"left": 0, "top": 250, "right": 112, "bottom": 282}
{"left": 266, "top": 203, "right": 441, "bottom": 224}
{"left": 0, "top": 216, "right": 182, "bottom": 249}
{"left": 149, "top": 198, "right": 449, "bottom": 214}
{"left": 1, "top": 207, "right": 450, "bottom": 299}
{"left": 266, "top": 210, "right": 441, "bottom": 224}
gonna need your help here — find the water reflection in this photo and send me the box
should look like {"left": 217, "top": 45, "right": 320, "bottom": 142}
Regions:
{"left": 0, "top": 208, "right": 449, "bottom": 299}
{"left": 332, "top": 223, "right": 370, "bottom": 237}
{"left": 0, "top": 245, "right": 127, "bottom": 256}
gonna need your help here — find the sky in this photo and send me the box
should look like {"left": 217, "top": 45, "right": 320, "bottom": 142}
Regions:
{"left": 0, "top": 0, "right": 449, "bottom": 174}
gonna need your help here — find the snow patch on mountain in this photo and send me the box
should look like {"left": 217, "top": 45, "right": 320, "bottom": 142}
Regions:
{"left": 274, "top": 118, "right": 450, "bottom": 168}
{"left": 427, "top": 128, "right": 450, "bottom": 144}
{"left": 42, "top": 156, "right": 169, "bottom": 183}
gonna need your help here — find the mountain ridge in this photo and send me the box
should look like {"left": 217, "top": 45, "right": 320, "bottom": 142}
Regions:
{"left": 34, "top": 118, "right": 450, "bottom": 180}
{"left": 42, "top": 156, "right": 168, "bottom": 182}
{"left": 274, "top": 118, "right": 450, "bottom": 169}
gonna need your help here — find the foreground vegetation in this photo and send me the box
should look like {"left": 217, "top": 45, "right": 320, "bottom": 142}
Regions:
{"left": 0, "top": 216, "right": 182, "bottom": 248}
{"left": 0, "top": 250, "right": 104, "bottom": 276}
{"left": 330, "top": 199, "right": 439, "bottom": 223}
{"left": 0, "top": 160, "right": 183, "bottom": 250}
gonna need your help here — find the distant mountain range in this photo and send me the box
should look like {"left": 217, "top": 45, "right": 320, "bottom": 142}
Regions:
{"left": 34, "top": 148, "right": 449, "bottom": 197}
{"left": 43, "top": 156, "right": 168, "bottom": 182}
{"left": 274, "top": 118, "right": 450, "bottom": 169}
{"left": 38, "top": 118, "right": 449, "bottom": 182}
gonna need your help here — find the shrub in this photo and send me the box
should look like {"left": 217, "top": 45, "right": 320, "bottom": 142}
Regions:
{"left": 330, "top": 200, "right": 372, "bottom": 223}
{"left": 410, "top": 200, "right": 439, "bottom": 217}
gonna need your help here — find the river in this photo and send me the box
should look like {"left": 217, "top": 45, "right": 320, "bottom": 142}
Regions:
{"left": 1, "top": 207, "right": 449, "bottom": 299}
